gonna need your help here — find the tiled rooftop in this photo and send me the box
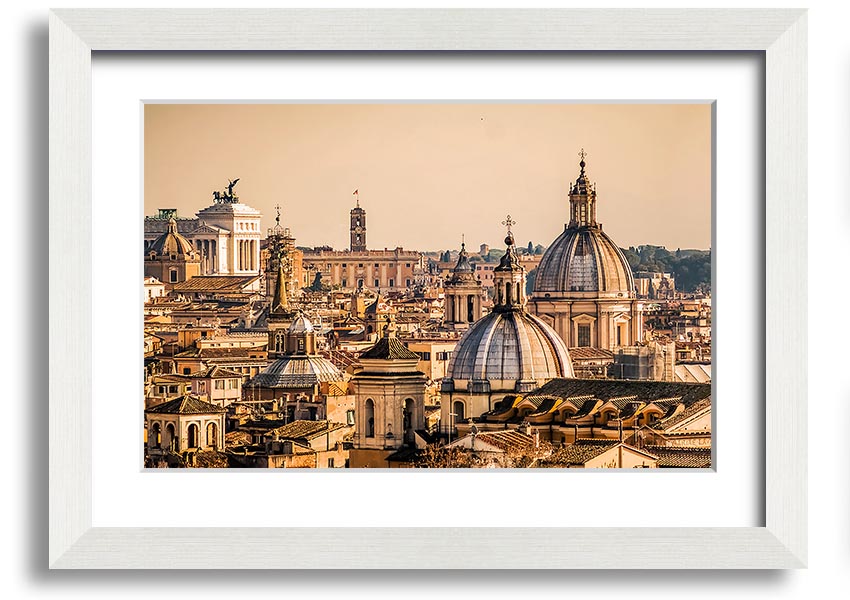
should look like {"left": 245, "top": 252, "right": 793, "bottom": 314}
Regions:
{"left": 644, "top": 445, "right": 711, "bottom": 468}
{"left": 172, "top": 275, "right": 259, "bottom": 293}
{"left": 525, "top": 378, "right": 711, "bottom": 406}
{"left": 359, "top": 337, "right": 420, "bottom": 360}
{"left": 145, "top": 394, "right": 226, "bottom": 415}
{"left": 474, "top": 430, "right": 535, "bottom": 453}
{"left": 239, "top": 419, "right": 347, "bottom": 441}
{"left": 545, "top": 439, "right": 621, "bottom": 465}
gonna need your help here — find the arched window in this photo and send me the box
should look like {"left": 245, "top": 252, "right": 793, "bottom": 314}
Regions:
{"left": 187, "top": 424, "right": 199, "bottom": 448}
{"left": 165, "top": 423, "right": 176, "bottom": 451}
{"left": 453, "top": 400, "right": 465, "bottom": 423}
{"left": 365, "top": 399, "right": 375, "bottom": 438}
{"left": 206, "top": 422, "right": 218, "bottom": 450}
{"left": 403, "top": 398, "right": 414, "bottom": 431}
{"left": 150, "top": 423, "right": 161, "bottom": 449}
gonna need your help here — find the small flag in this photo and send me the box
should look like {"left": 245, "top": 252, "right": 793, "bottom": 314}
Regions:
{"left": 353, "top": 189, "right": 358, "bottom": 196}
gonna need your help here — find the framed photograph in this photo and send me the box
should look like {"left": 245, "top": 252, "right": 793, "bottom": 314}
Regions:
{"left": 50, "top": 9, "right": 806, "bottom": 568}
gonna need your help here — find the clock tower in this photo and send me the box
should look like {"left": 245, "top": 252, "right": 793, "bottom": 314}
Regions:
{"left": 350, "top": 191, "right": 367, "bottom": 252}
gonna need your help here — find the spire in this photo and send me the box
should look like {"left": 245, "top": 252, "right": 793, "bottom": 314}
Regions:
{"left": 270, "top": 258, "right": 288, "bottom": 314}
{"left": 451, "top": 239, "right": 474, "bottom": 275}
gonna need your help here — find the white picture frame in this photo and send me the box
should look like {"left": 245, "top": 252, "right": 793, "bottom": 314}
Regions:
{"left": 49, "top": 8, "right": 806, "bottom": 569}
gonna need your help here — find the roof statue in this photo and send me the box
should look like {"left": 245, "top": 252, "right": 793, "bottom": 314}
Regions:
{"left": 213, "top": 177, "right": 241, "bottom": 204}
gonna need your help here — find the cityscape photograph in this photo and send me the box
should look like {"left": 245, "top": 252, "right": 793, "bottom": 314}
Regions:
{"left": 143, "top": 103, "right": 712, "bottom": 469}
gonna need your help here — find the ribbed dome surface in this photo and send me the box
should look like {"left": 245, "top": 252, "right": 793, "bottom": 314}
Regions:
{"left": 447, "top": 311, "right": 573, "bottom": 382}
{"left": 248, "top": 355, "right": 342, "bottom": 389}
{"left": 288, "top": 314, "right": 314, "bottom": 334}
{"left": 148, "top": 218, "right": 196, "bottom": 257}
{"left": 534, "top": 227, "right": 635, "bottom": 295}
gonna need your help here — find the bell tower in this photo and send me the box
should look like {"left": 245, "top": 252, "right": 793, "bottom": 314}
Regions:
{"left": 443, "top": 239, "right": 484, "bottom": 330}
{"left": 350, "top": 190, "right": 367, "bottom": 252}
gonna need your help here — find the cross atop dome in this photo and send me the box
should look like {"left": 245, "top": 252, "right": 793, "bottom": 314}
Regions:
{"left": 501, "top": 214, "right": 517, "bottom": 246}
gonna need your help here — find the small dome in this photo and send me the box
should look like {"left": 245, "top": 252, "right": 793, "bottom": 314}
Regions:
{"left": 248, "top": 355, "right": 342, "bottom": 389}
{"left": 446, "top": 310, "right": 573, "bottom": 387}
{"left": 148, "top": 218, "right": 196, "bottom": 257}
{"left": 288, "top": 314, "right": 314, "bottom": 334}
{"left": 534, "top": 228, "right": 635, "bottom": 295}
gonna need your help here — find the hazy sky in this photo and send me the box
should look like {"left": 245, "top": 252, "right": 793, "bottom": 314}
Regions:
{"left": 144, "top": 103, "right": 711, "bottom": 251}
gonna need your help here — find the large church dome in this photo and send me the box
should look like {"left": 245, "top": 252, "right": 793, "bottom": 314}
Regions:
{"left": 534, "top": 227, "right": 635, "bottom": 296}
{"left": 446, "top": 309, "right": 574, "bottom": 392}
{"left": 445, "top": 225, "right": 574, "bottom": 394}
{"left": 533, "top": 153, "right": 635, "bottom": 298}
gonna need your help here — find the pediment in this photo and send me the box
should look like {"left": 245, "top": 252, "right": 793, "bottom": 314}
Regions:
{"left": 189, "top": 223, "right": 229, "bottom": 235}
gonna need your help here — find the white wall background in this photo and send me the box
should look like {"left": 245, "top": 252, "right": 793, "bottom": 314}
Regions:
{"left": 2, "top": 0, "right": 841, "bottom": 597}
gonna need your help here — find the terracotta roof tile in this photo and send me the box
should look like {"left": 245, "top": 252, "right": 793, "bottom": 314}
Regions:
{"left": 359, "top": 337, "right": 420, "bottom": 360}
{"left": 644, "top": 445, "right": 711, "bottom": 468}
{"left": 145, "top": 394, "right": 226, "bottom": 415}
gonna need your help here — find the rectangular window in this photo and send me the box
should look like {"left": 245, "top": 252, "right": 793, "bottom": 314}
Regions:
{"left": 578, "top": 324, "right": 591, "bottom": 347}
{"left": 374, "top": 263, "right": 379, "bottom": 269}
{"left": 346, "top": 410, "right": 355, "bottom": 425}
{"left": 389, "top": 278, "right": 394, "bottom": 287}
{"left": 406, "top": 279, "right": 411, "bottom": 287}
{"left": 215, "top": 380, "right": 225, "bottom": 390}
{"left": 168, "top": 385, "right": 178, "bottom": 393}
{"left": 169, "top": 269, "right": 178, "bottom": 283}
{"left": 374, "top": 279, "right": 380, "bottom": 287}
{"left": 342, "top": 279, "right": 347, "bottom": 287}
{"left": 327, "top": 458, "right": 335, "bottom": 468}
